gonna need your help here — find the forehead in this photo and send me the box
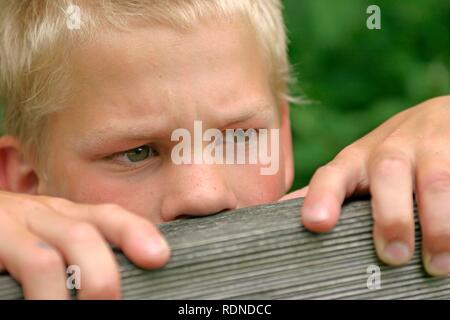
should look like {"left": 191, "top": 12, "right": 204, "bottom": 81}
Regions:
{"left": 56, "top": 17, "right": 275, "bottom": 141}
{"left": 73, "top": 17, "right": 261, "bottom": 77}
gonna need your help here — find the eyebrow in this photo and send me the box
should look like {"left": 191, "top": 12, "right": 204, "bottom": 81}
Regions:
{"left": 75, "top": 103, "right": 274, "bottom": 153}
{"left": 74, "top": 123, "right": 166, "bottom": 154}
{"left": 220, "top": 103, "right": 274, "bottom": 127}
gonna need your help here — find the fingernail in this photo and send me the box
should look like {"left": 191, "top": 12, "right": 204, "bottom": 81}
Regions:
{"left": 428, "top": 253, "right": 450, "bottom": 276}
{"left": 303, "top": 204, "right": 329, "bottom": 223}
{"left": 147, "top": 236, "right": 170, "bottom": 257}
{"left": 383, "top": 241, "right": 410, "bottom": 264}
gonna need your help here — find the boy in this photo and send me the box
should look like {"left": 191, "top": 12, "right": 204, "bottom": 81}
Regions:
{"left": 0, "top": 0, "right": 449, "bottom": 299}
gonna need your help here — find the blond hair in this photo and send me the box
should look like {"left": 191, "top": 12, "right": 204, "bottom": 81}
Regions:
{"left": 0, "top": 0, "right": 293, "bottom": 166}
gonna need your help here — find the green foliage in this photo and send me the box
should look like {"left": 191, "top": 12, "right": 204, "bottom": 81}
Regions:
{"left": 284, "top": 0, "right": 450, "bottom": 190}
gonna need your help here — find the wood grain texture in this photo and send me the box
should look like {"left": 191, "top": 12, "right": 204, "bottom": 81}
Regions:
{"left": 0, "top": 198, "right": 449, "bottom": 299}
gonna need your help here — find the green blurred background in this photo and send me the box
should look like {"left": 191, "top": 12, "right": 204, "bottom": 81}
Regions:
{"left": 284, "top": 0, "right": 450, "bottom": 191}
{"left": 0, "top": 1, "right": 449, "bottom": 192}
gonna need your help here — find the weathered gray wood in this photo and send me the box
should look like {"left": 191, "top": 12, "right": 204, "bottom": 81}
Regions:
{"left": 0, "top": 198, "right": 449, "bottom": 299}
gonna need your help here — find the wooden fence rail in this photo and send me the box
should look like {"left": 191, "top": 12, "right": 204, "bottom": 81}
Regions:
{"left": 0, "top": 198, "right": 449, "bottom": 299}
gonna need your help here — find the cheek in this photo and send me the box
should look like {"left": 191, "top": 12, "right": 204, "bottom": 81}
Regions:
{"left": 229, "top": 132, "right": 287, "bottom": 206}
{"left": 227, "top": 163, "right": 286, "bottom": 207}
{"left": 44, "top": 163, "right": 163, "bottom": 221}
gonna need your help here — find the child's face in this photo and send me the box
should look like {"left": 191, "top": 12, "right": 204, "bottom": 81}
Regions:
{"left": 37, "top": 18, "right": 294, "bottom": 223}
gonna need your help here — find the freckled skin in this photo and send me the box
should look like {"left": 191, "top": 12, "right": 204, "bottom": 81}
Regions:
{"left": 38, "top": 18, "right": 294, "bottom": 224}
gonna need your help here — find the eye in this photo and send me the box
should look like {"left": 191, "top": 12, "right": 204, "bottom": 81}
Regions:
{"left": 111, "top": 145, "right": 158, "bottom": 164}
{"left": 225, "top": 129, "right": 258, "bottom": 144}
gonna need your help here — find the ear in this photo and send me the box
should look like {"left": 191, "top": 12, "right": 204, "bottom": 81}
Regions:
{"left": 279, "top": 100, "right": 294, "bottom": 192}
{"left": 0, "top": 135, "right": 39, "bottom": 194}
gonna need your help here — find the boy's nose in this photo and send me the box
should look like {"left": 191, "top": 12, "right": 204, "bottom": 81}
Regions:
{"left": 160, "top": 164, "right": 238, "bottom": 222}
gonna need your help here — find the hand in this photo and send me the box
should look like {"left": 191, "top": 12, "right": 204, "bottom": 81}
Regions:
{"left": 282, "top": 96, "right": 450, "bottom": 276}
{"left": 0, "top": 191, "right": 170, "bottom": 299}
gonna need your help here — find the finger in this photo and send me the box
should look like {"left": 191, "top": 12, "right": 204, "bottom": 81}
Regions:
{"left": 24, "top": 207, "right": 122, "bottom": 299}
{"left": 0, "top": 214, "right": 69, "bottom": 299}
{"left": 279, "top": 186, "right": 309, "bottom": 201}
{"left": 42, "top": 199, "right": 170, "bottom": 269}
{"left": 368, "top": 151, "right": 415, "bottom": 265}
{"left": 301, "top": 153, "right": 367, "bottom": 232}
{"left": 416, "top": 158, "right": 450, "bottom": 276}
